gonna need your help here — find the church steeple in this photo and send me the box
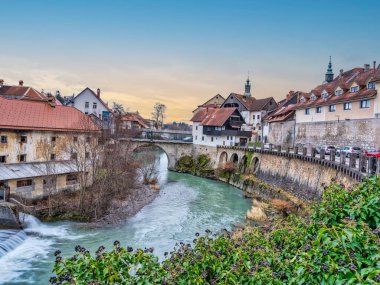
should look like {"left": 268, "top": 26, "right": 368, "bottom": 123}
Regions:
{"left": 325, "top": 56, "right": 334, "bottom": 83}
{"left": 244, "top": 73, "right": 251, "bottom": 96}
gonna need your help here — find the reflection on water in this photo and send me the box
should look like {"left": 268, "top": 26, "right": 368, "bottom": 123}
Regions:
{"left": 0, "top": 151, "right": 251, "bottom": 284}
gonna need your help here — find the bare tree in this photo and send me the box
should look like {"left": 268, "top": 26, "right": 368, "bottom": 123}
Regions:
{"left": 151, "top": 102, "right": 166, "bottom": 129}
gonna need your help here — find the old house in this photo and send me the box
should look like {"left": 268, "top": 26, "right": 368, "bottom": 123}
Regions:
{"left": 221, "top": 78, "right": 277, "bottom": 141}
{"left": 0, "top": 96, "right": 100, "bottom": 200}
{"left": 192, "top": 94, "right": 225, "bottom": 115}
{"left": 191, "top": 107, "right": 251, "bottom": 147}
{"left": 64, "top": 87, "right": 112, "bottom": 130}
{"left": 296, "top": 60, "right": 380, "bottom": 123}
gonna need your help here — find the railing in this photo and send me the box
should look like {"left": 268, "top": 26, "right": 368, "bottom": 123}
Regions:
{"left": 218, "top": 144, "right": 379, "bottom": 182}
{"left": 202, "top": 129, "right": 252, "bottom": 137}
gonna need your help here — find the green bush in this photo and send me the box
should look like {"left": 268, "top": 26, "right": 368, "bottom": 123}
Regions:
{"left": 175, "top": 154, "right": 214, "bottom": 177}
{"left": 51, "top": 178, "right": 380, "bottom": 284}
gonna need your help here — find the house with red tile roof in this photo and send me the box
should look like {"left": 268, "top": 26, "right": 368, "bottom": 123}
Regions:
{"left": 190, "top": 106, "right": 251, "bottom": 147}
{"left": 295, "top": 62, "right": 380, "bottom": 123}
{"left": 220, "top": 78, "right": 277, "bottom": 142}
{"left": 0, "top": 79, "right": 48, "bottom": 101}
{"left": 120, "top": 112, "right": 151, "bottom": 129}
{"left": 0, "top": 97, "right": 100, "bottom": 200}
{"left": 192, "top": 94, "right": 225, "bottom": 115}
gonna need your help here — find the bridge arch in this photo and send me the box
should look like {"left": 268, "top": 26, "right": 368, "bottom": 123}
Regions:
{"left": 250, "top": 156, "right": 260, "bottom": 174}
{"left": 240, "top": 155, "right": 248, "bottom": 173}
{"left": 230, "top": 153, "right": 239, "bottom": 167}
{"left": 218, "top": 151, "right": 228, "bottom": 166}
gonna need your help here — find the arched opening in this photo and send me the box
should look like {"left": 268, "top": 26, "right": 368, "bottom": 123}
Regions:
{"left": 218, "top": 151, "right": 228, "bottom": 166}
{"left": 230, "top": 153, "right": 239, "bottom": 167}
{"left": 239, "top": 155, "right": 248, "bottom": 173}
{"left": 132, "top": 144, "right": 170, "bottom": 184}
{"left": 250, "top": 156, "right": 259, "bottom": 173}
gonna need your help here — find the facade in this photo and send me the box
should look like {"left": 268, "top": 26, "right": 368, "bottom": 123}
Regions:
{"left": 192, "top": 94, "right": 225, "bottom": 115}
{"left": 221, "top": 79, "right": 277, "bottom": 141}
{"left": 64, "top": 87, "right": 112, "bottom": 129}
{"left": 296, "top": 62, "right": 380, "bottom": 123}
{"left": 120, "top": 112, "right": 150, "bottom": 130}
{"left": 0, "top": 97, "right": 100, "bottom": 199}
{"left": 191, "top": 107, "right": 251, "bottom": 147}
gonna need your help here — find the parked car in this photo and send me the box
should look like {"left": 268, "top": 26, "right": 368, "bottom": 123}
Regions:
{"left": 316, "top": 145, "right": 336, "bottom": 155}
{"left": 337, "top": 146, "right": 362, "bottom": 157}
{"left": 363, "top": 148, "right": 380, "bottom": 157}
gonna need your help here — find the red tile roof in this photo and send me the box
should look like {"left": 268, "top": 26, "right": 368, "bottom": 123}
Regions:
{"left": 0, "top": 85, "right": 47, "bottom": 101}
{"left": 121, "top": 113, "right": 150, "bottom": 128}
{"left": 226, "top": 93, "right": 276, "bottom": 112}
{"left": 191, "top": 107, "right": 238, "bottom": 127}
{"left": 0, "top": 97, "right": 99, "bottom": 132}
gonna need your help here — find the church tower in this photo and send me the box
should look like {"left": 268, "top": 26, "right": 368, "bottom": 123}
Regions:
{"left": 244, "top": 75, "right": 251, "bottom": 96}
{"left": 325, "top": 56, "right": 334, "bottom": 83}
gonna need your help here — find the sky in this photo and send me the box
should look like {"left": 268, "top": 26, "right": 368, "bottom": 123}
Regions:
{"left": 1, "top": 0, "right": 380, "bottom": 122}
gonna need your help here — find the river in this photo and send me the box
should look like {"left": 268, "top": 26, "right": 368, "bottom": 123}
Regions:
{"left": 0, "top": 152, "right": 251, "bottom": 284}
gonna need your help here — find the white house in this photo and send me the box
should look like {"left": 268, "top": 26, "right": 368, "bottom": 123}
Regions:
{"left": 65, "top": 87, "right": 112, "bottom": 129}
{"left": 190, "top": 107, "right": 251, "bottom": 147}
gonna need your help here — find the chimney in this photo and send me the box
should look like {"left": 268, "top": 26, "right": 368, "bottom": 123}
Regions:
{"left": 47, "top": 93, "right": 56, "bottom": 107}
{"left": 374, "top": 61, "right": 377, "bottom": 74}
{"left": 340, "top": 69, "right": 344, "bottom": 76}
{"left": 97, "top": 88, "right": 100, "bottom": 97}
{"left": 364, "top": 64, "right": 370, "bottom": 71}
{"left": 0, "top": 79, "right": 3, "bottom": 87}
{"left": 19, "top": 80, "right": 24, "bottom": 86}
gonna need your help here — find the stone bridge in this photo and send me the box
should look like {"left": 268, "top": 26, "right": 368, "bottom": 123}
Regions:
{"left": 215, "top": 145, "right": 378, "bottom": 199}
{"left": 124, "top": 139, "right": 193, "bottom": 169}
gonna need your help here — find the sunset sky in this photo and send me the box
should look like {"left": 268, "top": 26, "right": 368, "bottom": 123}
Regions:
{"left": 1, "top": 0, "right": 380, "bottom": 122}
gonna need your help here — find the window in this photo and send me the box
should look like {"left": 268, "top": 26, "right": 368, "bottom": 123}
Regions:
{"left": 300, "top": 97, "right": 306, "bottom": 103}
{"left": 360, "top": 100, "right": 370, "bottom": 108}
{"left": 227, "top": 136, "right": 229, "bottom": 140}
{"left": 0, "top": 156, "right": 6, "bottom": 163}
{"left": 350, "top": 86, "right": 359, "bottom": 93}
{"left": 1, "top": 136, "right": 7, "bottom": 143}
{"left": 343, "top": 102, "right": 352, "bottom": 110}
{"left": 20, "top": 136, "right": 27, "bottom": 143}
{"left": 85, "top": 152, "right": 90, "bottom": 159}
{"left": 85, "top": 111, "right": 88, "bottom": 115}
{"left": 50, "top": 154, "right": 56, "bottom": 160}
{"left": 17, "top": 179, "right": 33, "bottom": 188}
{"left": 195, "top": 126, "right": 198, "bottom": 130}
{"left": 253, "top": 115, "right": 255, "bottom": 119}
{"left": 51, "top": 136, "right": 57, "bottom": 143}
{"left": 18, "top": 154, "right": 26, "bottom": 162}
{"left": 71, "top": 152, "right": 78, "bottom": 160}
{"left": 66, "top": 174, "right": 78, "bottom": 185}
{"left": 305, "top": 108, "right": 310, "bottom": 115}
{"left": 85, "top": 102, "right": 89, "bottom": 108}
{"left": 86, "top": 136, "right": 91, "bottom": 143}
{"left": 211, "top": 137, "right": 214, "bottom": 142}
{"left": 202, "top": 136, "right": 204, "bottom": 141}
{"left": 368, "top": 82, "right": 375, "bottom": 89}
{"left": 93, "top": 102, "right": 97, "bottom": 109}
{"left": 73, "top": 136, "right": 78, "bottom": 142}
{"left": 195, "top": 136, "right": 197, "bottom": 140}
{"left": 310, "top": 94, "right": 317, "bottom": 101}
{"left": 335, "top": 89, "right": 343, "bottom": 96}
{"left": 329, "top": 105, "right": 336, "bottom": 112}
{"left": 257, "top": 115, "right": 260, "bottom": 120}
{"left": 316, "top": 107, "right": 322, "bottom": 113}
{"left": 253, "top": 127, "right": 256, "bottom": 131}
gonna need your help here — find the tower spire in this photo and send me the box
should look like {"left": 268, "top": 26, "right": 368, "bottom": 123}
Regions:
{"left": 244, "top": 72, "right": 251, "bottom": 96}
{"left": 325, "top": 56, "right": 334, "bottom": 83}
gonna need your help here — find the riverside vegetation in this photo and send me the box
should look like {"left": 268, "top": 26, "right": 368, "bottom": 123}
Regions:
{"left": 50, "top": 176, "right": 380, "bottom": 284}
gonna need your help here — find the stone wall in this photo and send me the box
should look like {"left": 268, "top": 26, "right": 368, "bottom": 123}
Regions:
{"left": 0, "top": 204, "right": 20, "bottom": 229}
{"left": 267, "top": 120, "right": 295, "bottom": 147}
{"left": 295, "top": 118, "right": 380, "bottom": 149}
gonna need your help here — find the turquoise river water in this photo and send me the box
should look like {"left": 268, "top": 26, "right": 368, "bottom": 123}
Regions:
{"left": 0, "top": 152, "right": 251, "bottom": 284}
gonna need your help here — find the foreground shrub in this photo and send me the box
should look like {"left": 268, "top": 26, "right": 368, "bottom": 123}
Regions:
{"left": 51, "top": 177, "right": 380, "bottom": 284}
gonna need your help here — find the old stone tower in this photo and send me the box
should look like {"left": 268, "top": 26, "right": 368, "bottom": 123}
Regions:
{"left": 244, "top": 76, "right": 251, "bottom": 96}
{"left": 325, "top": 56, "right": 334, "bottom": 83}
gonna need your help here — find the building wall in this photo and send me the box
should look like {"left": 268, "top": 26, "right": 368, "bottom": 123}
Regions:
{"left": 267, "top": 120, "right": 296, "bottom": 147}
{"left": 296, "top": 106, "right": 326, "bottom": 123}
{"left": 295, "top": 118, "right": 380, "bottom": 149}
{"left": 0, "top": 130, "right": 90, "bottom": 164}
{"left": 72, "top": 89, "right": 109, "bottom": 120}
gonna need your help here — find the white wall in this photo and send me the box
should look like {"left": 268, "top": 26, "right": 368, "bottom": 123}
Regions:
{"left": 72, "top": 89, "right": 109, "bottom": 120}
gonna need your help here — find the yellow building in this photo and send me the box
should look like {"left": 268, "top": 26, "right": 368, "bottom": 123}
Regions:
{"left": 0, "top": 91, "right": 100, "bottom": 200}
{"left": 296, "top": 62, "right": 380, "bottom": 123}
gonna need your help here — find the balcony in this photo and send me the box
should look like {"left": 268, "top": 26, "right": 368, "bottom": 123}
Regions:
{"left": 202, "top": 129, "right": 251, "bottom": 137}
